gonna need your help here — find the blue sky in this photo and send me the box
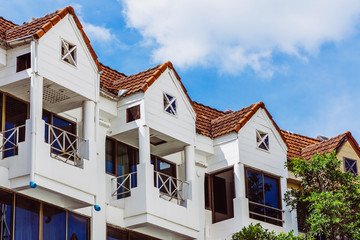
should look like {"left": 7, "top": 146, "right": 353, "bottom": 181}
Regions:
{"left": 2, "top": 0, "right": 360, "bottom": 141}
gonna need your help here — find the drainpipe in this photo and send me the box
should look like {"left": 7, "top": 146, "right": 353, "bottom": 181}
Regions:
{"left": 29, "top": 39, "right": 40, "bottom": 188}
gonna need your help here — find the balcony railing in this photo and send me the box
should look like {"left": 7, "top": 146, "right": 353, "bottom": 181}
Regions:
{"left": 249, "top": 201, "right": 284, "bottom": 226}
{"left": 0, "top": 125, "right": 25, "bottom": 158}
{"left": 112, "top": 172, "right": 137, "bottom": 199}
{"left": 155, "top": 171, "right": 189, "bottom": 203}
{"left": 45, "top": 123, "right": 82, "bottom": 166}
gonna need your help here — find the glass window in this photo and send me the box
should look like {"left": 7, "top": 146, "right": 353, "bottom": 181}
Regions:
{"left": 152, "top": 156, "right": 177, "bottom": 196}
{"left": 344, "top": 158, "right": 357, "bottom": 177}
{"left": 256, "top": 130, "right": 269, "bottom": 151}
{"left": 126, "top": 105, "right": 140, "bottom": 123}
{"left": 106, "top": 138, "right": 116, "bottom": 175}
{"left": 43, "top": 204, "right": 66, "bottom": 240}
{"left": 67, "top": 213, "right": 89, "bottom": 240}
{"left": 107, "top": 227, "right": 128, "bottom": 240}
{"left": 0, "top": 189, "right": 12, "bottom": 240}
{"left": 16, "top": 53, "right": 31, "bottom": 72}
{"left": 61, "top": 39, "right": 77, "bottom": 66}
{"left": 4, "top": 95, "right": 28, "bottom": 158}
{"left": 246, "top": 169, "right": 282, "bottom": 226}
{"left": 163, "top": 93, "right": 176, "bottom": 115}
{"left": 204, "top": 174, "right": 210, "bottom": 210}
{"left": 211, "top": 168, "right": 235, "bottom": 223}
{"left": 14, "top": 195, "right": 40, "bottom": 240}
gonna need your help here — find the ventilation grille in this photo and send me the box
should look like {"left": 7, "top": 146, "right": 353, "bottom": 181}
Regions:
{"left": 43, "top": 87, "right": 70, "bottom": 104}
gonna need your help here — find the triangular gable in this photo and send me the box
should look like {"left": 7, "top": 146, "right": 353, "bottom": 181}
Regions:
{"left": 2, "top": 6, "right": 101, "bottom": 71}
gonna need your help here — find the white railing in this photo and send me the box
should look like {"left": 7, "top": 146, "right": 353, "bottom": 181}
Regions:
{"left": 248, "top": 201, "right": 284, "bottom": 225}
{"left": 155, "top": 171, "right": 189, "bottom": 203}
{"left": 112, "top": 172, "right": 137, "bottom": 199}
{"left": 45, "top": 123, "right": 82, "bottom": 166}
{"left": 0, "top": 125, "right": 25, "bottom": 157}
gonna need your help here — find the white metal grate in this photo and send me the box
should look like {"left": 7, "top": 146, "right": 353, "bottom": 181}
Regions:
{"left": 43, "top": 87, "right": 70, "bottom": 104}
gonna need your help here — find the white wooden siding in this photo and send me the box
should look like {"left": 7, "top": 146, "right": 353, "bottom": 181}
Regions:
{"left": 144, "top": 68, "right": 196, "bottom": 145}
{"left": 37, "top": 14, "right": 98, "bottom": 101}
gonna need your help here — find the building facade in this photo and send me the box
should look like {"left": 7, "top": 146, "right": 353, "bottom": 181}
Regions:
{"left": 0, "top": 6, "right": 359, "bottom": 240}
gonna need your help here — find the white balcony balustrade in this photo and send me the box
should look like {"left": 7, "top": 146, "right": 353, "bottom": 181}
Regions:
{"left": 45, "top": 123, "right": 84, "bottom": 167}
{"left": 248, "top": 201, "right": 284, "bottom": 226}
{"left": 112, "top": 172, "right": 137, "bottom": 199}
{"left": 0, "top": 125, "right": 25, "bottom": 158}
{"left": 155, "top": 171, "right": 189, "bottom": 203}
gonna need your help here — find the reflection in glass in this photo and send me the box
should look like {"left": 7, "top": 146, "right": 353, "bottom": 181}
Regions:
{"left": 14, "top": 195, "right": 39, "bottom": 240}
{"left": 43, "top": 204, "right": 66, "bottom": 240}
{"left": 67, "top": 213, "right": 89, "bottom": 240}
{"left": 0, "top": 189, "right": 12, "bottom": 240}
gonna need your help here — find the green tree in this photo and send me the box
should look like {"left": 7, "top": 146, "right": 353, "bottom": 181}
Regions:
{"left": 231, "top": 223, "right": 303, "bottom": 240}
{"left": 285, "top": 151, "right": 360, "bottom": 239}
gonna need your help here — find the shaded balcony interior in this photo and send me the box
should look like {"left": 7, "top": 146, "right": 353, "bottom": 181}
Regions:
{"left": 107, "top": 128, "right": 190, "bottom": 205}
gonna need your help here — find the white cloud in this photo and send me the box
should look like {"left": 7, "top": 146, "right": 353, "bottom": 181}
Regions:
{"left": 72, "top": 3, "right": 115, "bottom": 43}
{"left": 122, "top": 0, "right": 360, "bottom": 76}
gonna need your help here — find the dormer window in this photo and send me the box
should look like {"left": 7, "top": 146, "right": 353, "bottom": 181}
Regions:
{"left": 163, "top": 93, "right": 176, "bottom": 115}
{"left": 61, "top": 39, "right": 77, "bottom": 66}
{"left": 344, "top": 158, "right": 357, "bottom": 176}
{"left": 256, "top": 130, "right": 269, "bottom": 151}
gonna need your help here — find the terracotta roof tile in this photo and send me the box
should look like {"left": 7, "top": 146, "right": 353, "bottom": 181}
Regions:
{"left": 100, "top": 63, "right": 127, "bottom": 94}
{"left": 193, "top": 102, "right": 225, "bottom": 137}
{"left": 0, "top": 6, "right": 101, "bottom": 71}
{"left": 301, "top": 133, "right": 348, "bottom": 160}
{"left": 281, "top": 130, "right": 320, "bottom": 159}
{"left": 0, "top": 17, "right": 17, "bottom": 41}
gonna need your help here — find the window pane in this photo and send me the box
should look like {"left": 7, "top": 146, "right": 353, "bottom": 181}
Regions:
{"left": 212, "top": 168, "right": 235, "bottom": 223}
{"left": 0, "top": 189, "right": 12, "bottom": 240}
{"left": 264, "top": 175, "right": 279, "bottom": 208}
{"left": 4, "top": 96, "right": 27, "bottom": 158}
{"left": 67, "top": 213, "right": 89, "bottom": 240}
{"left": 43, "top": 204, "right": 66, "bottom": 240}
{"left": 14, "top": 195, "right": 39, "bottom": 240}
{"left": 247, "top": 170, "right": 263, "bottom": 204}
{"left": 105, "top": 139, "right": 115, "bottom": 174}
{"left": 107, "top": 227, "right": 128, "bottom": 240}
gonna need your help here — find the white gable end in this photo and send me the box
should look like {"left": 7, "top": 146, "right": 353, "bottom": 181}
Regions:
{"left": 144, "top": 67, "right": 196, "bottom": 145}
{"left": 37, "top": 14, "right": 98, "bottom": 101}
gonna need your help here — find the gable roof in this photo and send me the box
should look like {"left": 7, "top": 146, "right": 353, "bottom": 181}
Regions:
{"left": 282, "top": 130, "right": 360, "bottom": 161}
{"left": 280, "top": 130, "right": 320, "bottom": 159}
{"left": 0, "top": 6, "right": 101, "bottom": 71}
{"left": 194, "top": 101, "right": 287, "bottom": 144}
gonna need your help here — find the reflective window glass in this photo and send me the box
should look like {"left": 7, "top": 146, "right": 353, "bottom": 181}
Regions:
{"left": 0, "top": 189, "right": 12, "bottom": 240}
{"left": 43, "top": 204, "right": 66, "bottom": 240}
{"left": 14, "top": 195, "right": 39, "bottom": 240}
{"left": 67, "top": 213, "right": 89, "bottom": 240}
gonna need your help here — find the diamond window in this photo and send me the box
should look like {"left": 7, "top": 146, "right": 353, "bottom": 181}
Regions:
{"left": 256, "top": 130, "right": 269, "bottom": 151}
{"left": 344, "top": 158, "right": 357, "bottom": 176}
{"left": 163, "top": 93, "right": 176, "bottom": 115}
{"left": 61, "top": 39, "right": 77, "bottom": 66}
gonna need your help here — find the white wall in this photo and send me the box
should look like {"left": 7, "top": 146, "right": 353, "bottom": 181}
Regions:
{"left": 37, "top": 14, "right": 98, "bottom": 101}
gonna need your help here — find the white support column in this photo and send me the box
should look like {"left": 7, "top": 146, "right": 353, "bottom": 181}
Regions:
{"left": 83, "top": 100, "right": 95, "bottom": 141}
{"left": 185, "top": 145, "right": 195, "bottom": 201}
{"left": 139, "top": 125, "right": 150, "bottom": 165}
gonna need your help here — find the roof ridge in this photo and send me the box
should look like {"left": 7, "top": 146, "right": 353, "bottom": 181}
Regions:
{"left": 280, "top": 129, "right": 320, "bottom": 142}
{"left": 192, "top": 101, "right": 225, "bottom": 115}
{"left": 301, "top": 132, "right": 347, "bottom": 153}
{"left": 100, "top": 63, "right": 127, "bottom": 78}
{"left": 0, "top": 16, "right": 18, "bottom": 27}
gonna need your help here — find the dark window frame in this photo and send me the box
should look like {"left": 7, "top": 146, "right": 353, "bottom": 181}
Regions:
{"left": 205, "top": 166, "right": 235, "bottom": 223}
{"left": 126, "top": 105, "right": 140, "bottom": 123}
{"left": 0, "top": 186, "right": 90, "bottom": 240}
{"left": 245, "top": 167, "right": 283, "bottom": 226}
{"left": 16, "top": 52, "right": 31, "bottom": 72}
{"left": 344, "top": 157, "right": 358, "bottom": 176}
{"left": 107, "top": 225, "right": 161, "bottom": 240}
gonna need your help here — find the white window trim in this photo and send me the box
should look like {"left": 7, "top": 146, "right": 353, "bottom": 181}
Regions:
{"left": 163, "top": 92, "right": 177, "bottom": 117}
{"left": 256, "top": 130, "right": 270, "bottom": 151}
{"left": 60, "top": 38, "right": 77, "bottom": 67}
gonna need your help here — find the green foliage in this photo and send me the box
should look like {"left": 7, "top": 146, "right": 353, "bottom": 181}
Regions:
{"left": 231, "top": 223, "right": 304, "bottom": 240}
{"left": 285, "top": 151, "right": 360, "bottom": 239}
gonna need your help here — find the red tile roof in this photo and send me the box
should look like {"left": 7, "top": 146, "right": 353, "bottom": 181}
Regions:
{"left": 280, "top": 130, "right": 320, "bottom": 159}
{"left": 194, "top": 101, "right": 287, "bottom": 143}
{"left": 100, "top": 63, "right": 127, "bottom": 93}
{"left": 0, "top": 6, "right": 101, "bottom": 71}
{"left": 282, "top": 130, "right": 360, "bottom": 161}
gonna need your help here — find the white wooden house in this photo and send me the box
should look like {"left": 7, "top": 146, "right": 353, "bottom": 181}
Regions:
{"left": 6, "top": 6, "right": 359, "bottom": 240}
